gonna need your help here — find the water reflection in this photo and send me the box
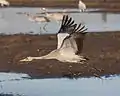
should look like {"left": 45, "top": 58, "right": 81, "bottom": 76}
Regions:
{"left": 0, "top": 72, "right": 120, "bottom": 96}
{"left": 0, "top": 8, "right": 120, "bottom": 34}
{"left": 102, "top": 12, "right": 107, "bottom": 23}
{"left": 0, "top": 93, "right": 22, "bottom": 96}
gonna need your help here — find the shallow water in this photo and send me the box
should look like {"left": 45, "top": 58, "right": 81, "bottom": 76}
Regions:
{"left": 0, "top": 72, "right": 120, "bottom": 96}
{"left": 0, "top": 7, "right": 120, "bottom": 96}
{"left": 0, "top": 7, "right": 120, "bottom": 34}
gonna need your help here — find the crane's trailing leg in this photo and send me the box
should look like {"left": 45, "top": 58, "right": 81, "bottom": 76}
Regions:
{"left": 43, "top": 23, "right": 48, "bottom": 32}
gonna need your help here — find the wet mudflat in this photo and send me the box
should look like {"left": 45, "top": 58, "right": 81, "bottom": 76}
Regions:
{"left": 0, "top": 32, "right": 120, "bottom": 78}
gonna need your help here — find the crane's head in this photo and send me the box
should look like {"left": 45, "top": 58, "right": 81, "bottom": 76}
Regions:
{"left": 40, "top": 8, "right": 47, "bottom": 12}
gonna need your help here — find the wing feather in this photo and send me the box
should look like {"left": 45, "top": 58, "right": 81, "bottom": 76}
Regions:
{"left": 57, "top": 15, "right": 76, "bottom": 49}
{"left": 59, "top": 36, "right": 78, "bottom": 57}
{"left": 59, "top": 16, "right": 88, "bottom": 55}
{"left": 58, "top": 15, "right": 76, "bottom": 34}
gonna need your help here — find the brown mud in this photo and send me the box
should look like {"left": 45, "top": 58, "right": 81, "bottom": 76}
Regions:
{"left": 0, "top": 32, "right": 120, "bottom": 78}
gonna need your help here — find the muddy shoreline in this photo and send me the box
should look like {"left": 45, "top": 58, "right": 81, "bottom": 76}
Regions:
{"left": 0, "top": 32, "right": 120, "bottom": 78}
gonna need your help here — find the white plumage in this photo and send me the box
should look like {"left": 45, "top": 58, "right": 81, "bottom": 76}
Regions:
{"left": 0, "top": 0, "right": 9, "bottom": 6}
{"left": 40, "top": 8, "right": 68, "bottom": 22}
{"left": 24, "top": 13, "right": 50, "bottom": 23}
{"left": 24, "top": 13, "right": 51, "bottom": 32}
{"left": 57, "top": 33, "right": 69, "bottom": 49}
{"left": 78, "top": 0, "right": 86, "bottom": 12}
{"left": 20, "top": 15, "right": 88, "bottom": 63}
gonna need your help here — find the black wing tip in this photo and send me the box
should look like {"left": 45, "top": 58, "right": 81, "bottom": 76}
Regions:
{"left": 62, "top": 15, "right": 88, "bottom": 34}
{"left": 58, "top": 15, "right": 88, "bottom": 34}
{"left": 58, "top": 15, "right": 75, "bottom": 33}
{"left": 73, "top": 23, "right": 88, "bottom": 34}
{"left": 62, "top": 15, "right": 74, "bottom": 26}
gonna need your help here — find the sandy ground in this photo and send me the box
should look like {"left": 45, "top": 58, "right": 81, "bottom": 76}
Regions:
{"left": 0, "top": 32, "right": 120, "bottom": 78}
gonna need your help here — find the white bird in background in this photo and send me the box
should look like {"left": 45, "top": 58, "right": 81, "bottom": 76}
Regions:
{"left": 40, "top": 8, "right": 68, "bottom": 23}
{"left": 78, "top": 0, "right": 86, "bottom": 12}
{"left": 20, "top": 15, "right": 88, "bottom": 63}
{"left": 0, "top": 0, "right": 10, "bottom": 18}
{"left": 0, "top": 0, "right": 10, "bottom": 7}
{"left": 24, "top": 13, "right": 50, "bottom": 23}
{"left": 24, "top": 13, "right": 51, "bottom": 32}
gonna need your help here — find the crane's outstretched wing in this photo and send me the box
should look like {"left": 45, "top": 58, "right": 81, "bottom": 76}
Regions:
{"left": 59, "top": 21, "right": 88, "bottom": 56}
{"left": 58, "top": 15, "right": 77, "bottom": 34}
{"left": 57, "top": 15, "right": 77, "bottom": 49}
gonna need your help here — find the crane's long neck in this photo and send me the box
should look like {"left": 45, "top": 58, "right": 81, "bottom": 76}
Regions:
{"left": 31, "top": 55, "right": 50, "bottom": 60}
{"left": 41, "top": 8, "right": 49, "bottom": 16}
{"left": 44, "top": 10, "right": 48, "bottom": 16}
{"left": 31, "top": 50, "right": 58, "bottom": 60}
